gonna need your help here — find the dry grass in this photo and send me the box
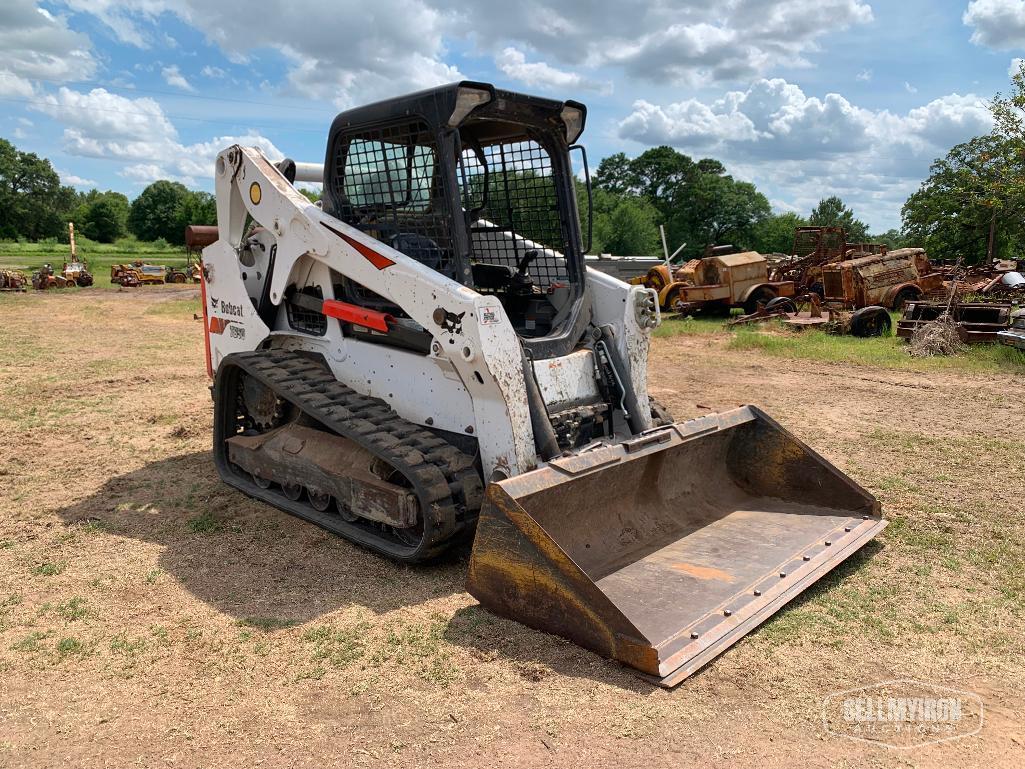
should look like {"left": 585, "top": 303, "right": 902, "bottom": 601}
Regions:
{"left": 1, "top": 288, "right": 1023, "bottom": 768}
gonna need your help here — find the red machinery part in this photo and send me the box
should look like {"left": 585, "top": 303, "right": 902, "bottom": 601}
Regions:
{"left": 321, "top": 300, "right": 394, "bottom": 333}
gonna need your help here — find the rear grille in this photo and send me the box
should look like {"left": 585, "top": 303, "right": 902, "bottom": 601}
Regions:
{"left": 286, "top": 286, "right": 327, "bottom": 336}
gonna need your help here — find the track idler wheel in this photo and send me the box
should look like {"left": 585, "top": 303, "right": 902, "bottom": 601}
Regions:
{"left": 308, "top": 487, "right": 332, "bottom": 512}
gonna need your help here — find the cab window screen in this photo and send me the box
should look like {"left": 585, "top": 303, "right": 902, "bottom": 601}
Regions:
{"left": 334, "top": 120, "right": 456, "bottom": 280}
{"left": 459, "top": 138, "right": 570, "bottom": 289}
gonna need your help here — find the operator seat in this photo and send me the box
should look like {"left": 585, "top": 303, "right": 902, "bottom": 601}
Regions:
{"left": 390, "top": 233, "right": 446, "bottom": 274}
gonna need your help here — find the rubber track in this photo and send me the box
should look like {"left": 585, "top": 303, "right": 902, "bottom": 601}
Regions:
{"left": 216, "top": 349, "right": 482, "bottom": 560}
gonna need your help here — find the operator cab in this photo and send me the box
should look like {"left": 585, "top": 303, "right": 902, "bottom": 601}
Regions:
{"left": 322, "top": 82, "right": 590, "bottom": 357}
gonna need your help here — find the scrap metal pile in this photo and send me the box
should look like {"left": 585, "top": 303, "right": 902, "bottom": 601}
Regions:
{"left": 0, "top": 269, "right": 28, "bottom": 292}
{"left": 897, "top": 301, "right": 1013, "bottom": 344}
{"left": 933, "top": 259, "right": 1025, "bottom": 301}
{"left": 731, "top": 229, "right": 942, "bottom": 337}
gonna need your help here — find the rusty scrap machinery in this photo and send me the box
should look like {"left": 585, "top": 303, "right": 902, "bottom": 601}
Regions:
{"left": 200, "top": 82, "right": 886, "bottom": 686}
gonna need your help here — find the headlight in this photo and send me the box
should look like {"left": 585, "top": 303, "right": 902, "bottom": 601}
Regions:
{"left": 449, "top": 86, "right": 492, "bottom": 127}
{"left": 560, "top": 105, "right": 585, "bottom": 144}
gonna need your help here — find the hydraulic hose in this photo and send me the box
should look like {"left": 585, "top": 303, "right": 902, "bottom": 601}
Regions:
{"left": 520, "top": 349, "right": 561, "bottom": 461}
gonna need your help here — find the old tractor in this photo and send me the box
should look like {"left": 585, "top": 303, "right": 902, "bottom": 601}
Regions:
{"left": 631, "top": 248, "right": 795, "bottom": 315}
{"left": 768, "top": 226, "right": 888, "bottom": 295}
{"left": 819, "top": 248, "right": 942, "bottom": 311}
{"left": 61, "top": 223, "right": 94, "bottom": 286}
{"left": 111, "top": 262, "right": 168, "bottom": 287}
{"left": 32, "top": 263, "right": 76, "bottom": 290}
{"left": 1, "top": 270, "right": 29, "bottom": 292}
{"left": 62, "top": 260, "right": 94, "bottom": 287}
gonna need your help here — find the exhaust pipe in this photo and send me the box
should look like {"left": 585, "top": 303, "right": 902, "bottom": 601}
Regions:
{"left": 276, "top": 158, "right": 324, "bottom": 185}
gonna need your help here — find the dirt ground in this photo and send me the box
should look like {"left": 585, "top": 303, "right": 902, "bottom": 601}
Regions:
{"left": 1, "top": 288, "right": 1023, "bottom": 768}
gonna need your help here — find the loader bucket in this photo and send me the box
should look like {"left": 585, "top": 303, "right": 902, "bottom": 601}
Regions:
{"left": 466, "top": 406, "right": 885, "bottom": 687}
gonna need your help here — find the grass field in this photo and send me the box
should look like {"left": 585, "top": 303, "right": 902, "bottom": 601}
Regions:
{"left": 655, "top": 311, "right": 1025, "bottom": 372}
{"left": 1, "top": 288, "right": 1022, "bottom": 768}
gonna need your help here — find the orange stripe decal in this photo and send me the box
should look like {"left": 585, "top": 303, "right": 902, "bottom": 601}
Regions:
{"left": 208, "top": 317, "right": 235, "bottom": 335}
{"left": 199, "top": 269, "right": 213, "bottom": 378}
{"left": 320, "top": 221, "right": 395, "bottom": 270}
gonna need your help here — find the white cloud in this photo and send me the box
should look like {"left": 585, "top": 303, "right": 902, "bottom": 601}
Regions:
{"left": 30, "top": 86, "right": 283, "bottom": 186}
{"left": 161, "top": 64, "right": 194, "bottom": 91}
{"left": 57, "top": 170, "right": 97, "bottom": 187}
{"left": 443, "top": 0, "right": 874, "bottom": 85}
{"left": 0, "top": 70, "right": 36, "bottom": 98}
{"left": 121, "top": 163, "right": 169, "bottom": 183}
{"left": 904, "top": 81, "right": 918, "bottom": 94}
{"left": 63, "top": 0, "right": 462, "bottom": 107}
{"left": 495, "top": 48, "right": 611, "bottom": 94}
{"left": 965, "top": 0, "right": 1025, "bottom": 49}
{"left": 620, "top": 79, "right": 876, "bottom": 160}
{"left": 618, "top": 80, "right": 994, "bottom": 229}
{"left": 200, "top": 65, "right": 225, "bottom": 78}
{"left": 0, "top": 0, "right": 96, "bottom": 83}
{"left": 618, "top": 99, "right": 758, "bottom": 148}
{"left": 857, "top": 69, "right": 872, "bottom": 82}
{"left": 59, "top": 0, "right": 168, "bottom": 48}
{"left": 64, "top": 0, "right": 874, "bottom": 100}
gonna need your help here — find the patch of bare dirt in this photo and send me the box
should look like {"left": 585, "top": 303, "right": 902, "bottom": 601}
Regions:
{"left": 0, "top": 292, "right": 1022, "bottom": 768}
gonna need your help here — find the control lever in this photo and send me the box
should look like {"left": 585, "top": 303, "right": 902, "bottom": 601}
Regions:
{"left": 516, "top": 249, "right": 539, "bottom": 275}
{"left": 509, "top": 249, "right": 538, "bottom": 296}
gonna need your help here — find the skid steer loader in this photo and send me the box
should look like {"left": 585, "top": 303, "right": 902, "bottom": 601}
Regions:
{"left": 202, "top": 82, "right": 885, "bottom": 686}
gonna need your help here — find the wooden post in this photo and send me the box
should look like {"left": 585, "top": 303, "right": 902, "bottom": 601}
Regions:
{"left": 986, "top": 210, "right": 996, "bottom": 263}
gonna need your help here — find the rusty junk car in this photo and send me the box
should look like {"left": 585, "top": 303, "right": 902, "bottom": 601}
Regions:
{"left": 820, "top": 248, "right": 943, "bottom": 311}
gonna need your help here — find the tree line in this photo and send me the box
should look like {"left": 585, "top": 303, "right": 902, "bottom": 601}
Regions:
{"left": 0, "top": 138, "right": 215, "bottom": 245}
{"left": 580, "top": 147, "right": 904, "bottom": 258}
{"left": 6, "top": 57, "right": 1025, "bottom": 266}
{"left": 900, "top": 65, "right": 1025, "bottom": 264}
{"left": 585, "top": 66, "right": 1025, "bottom": 264}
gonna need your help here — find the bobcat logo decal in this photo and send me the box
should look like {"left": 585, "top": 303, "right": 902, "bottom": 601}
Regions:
{"left": 436, "top": 309, "right": 465, "bottom": 335}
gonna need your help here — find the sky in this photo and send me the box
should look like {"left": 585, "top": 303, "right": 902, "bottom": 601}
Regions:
{"left": 1, "top": 0, "right": 1023, "bottom": 232}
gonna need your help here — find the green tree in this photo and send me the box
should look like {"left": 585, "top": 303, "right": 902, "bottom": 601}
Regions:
{"left": 750, "top": 212, "right": 807, "bottom": 254}
{"left": 128, "top": 180, "right": 193, "bottom": 244}
{"left": 870, "top": 229, "right": 908, "bottom": 250}
{"left": 589, "top": 188, "right": 661, "bottom": 255}
{"left": 177, "top": 190, "right": 216, "bottom": 236}
{"left": 809, "top": 196, "right": 869, "bottom": 242}
{"left": 674, "top": 173, "right": 770, "bottom": 250}
{"left": 901, "top": 134, "right": 1025, "bottom": 263}
{"left": 593, "top": 152, "right": 634, "bottom": 195}
{"left": 76, "top": 191, "right": 130, "bottom": 242}
{"left": 589, "top": 146, "right": 772, "bottom": 257}
{"left": 0, "top": 138, "right": 77, "bottom": 240}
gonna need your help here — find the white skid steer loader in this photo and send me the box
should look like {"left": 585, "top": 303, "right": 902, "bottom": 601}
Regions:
{"left": 201, "top": 81, "right": 886, "bottom": 686}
